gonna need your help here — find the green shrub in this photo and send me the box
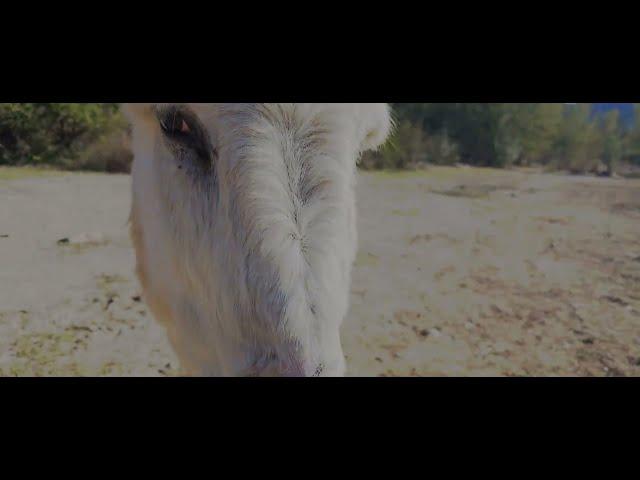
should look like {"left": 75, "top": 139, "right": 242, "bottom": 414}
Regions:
{"left": 359, "top": 121, "right": 460, "bottom": 170}
{"left": 0, "top": 103, "right": 127, "bottom": 168}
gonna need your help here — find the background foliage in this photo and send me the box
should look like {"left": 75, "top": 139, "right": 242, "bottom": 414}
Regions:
{"left": 362, "top": 103, "right": 640, "bottom": 175}
{"left": 2, "top": 103, "right": 640, "bottom": 175}
{"left": 0, "top": 103, "right": 130, "bottom": 172}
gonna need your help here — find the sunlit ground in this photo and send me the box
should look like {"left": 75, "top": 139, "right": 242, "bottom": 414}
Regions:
{"left": 1, "top": 166, "right": 639, "bottom": 376}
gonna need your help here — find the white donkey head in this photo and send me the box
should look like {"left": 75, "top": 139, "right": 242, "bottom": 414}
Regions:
{"left": 124, "top": 104, "right": 391, "bottom": 376}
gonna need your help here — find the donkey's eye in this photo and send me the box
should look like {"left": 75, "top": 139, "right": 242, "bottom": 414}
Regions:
{"left": 156, "top": 107, "right": 214, "bottom": 164}
{"left": 159, "top": 111, "right": 193, "bottom": 139}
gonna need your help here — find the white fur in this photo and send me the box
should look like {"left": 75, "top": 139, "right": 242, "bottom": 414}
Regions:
{"left": 125, "top": 103, "right": 391, "bottom": 376}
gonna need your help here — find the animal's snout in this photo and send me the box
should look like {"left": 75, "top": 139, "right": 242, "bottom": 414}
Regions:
{"left": 255, "top": 362, "right": 324, "bottom": 377}
{"left": 248, "top": 347, "right": 329, "bottom": 377}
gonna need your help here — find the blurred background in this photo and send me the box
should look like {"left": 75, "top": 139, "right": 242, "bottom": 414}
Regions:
{"left": 2, "top": 103, "right": 640, "bottom": 177}
{"left": 1, "top": 104, "right": 639, "bottom": 377}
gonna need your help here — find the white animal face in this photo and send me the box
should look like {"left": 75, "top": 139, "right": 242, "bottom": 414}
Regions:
{"left": 124, "top": 104, "right": 391, "bottom": 376}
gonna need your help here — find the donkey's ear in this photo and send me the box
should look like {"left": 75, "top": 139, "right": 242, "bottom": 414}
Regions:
{"left": 357, "top": 103, "right": 394, "bottom": 152}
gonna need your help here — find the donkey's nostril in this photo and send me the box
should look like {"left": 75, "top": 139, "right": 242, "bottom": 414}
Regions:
{"left": 313, "top": 363, "right": 324, "bottom": 377}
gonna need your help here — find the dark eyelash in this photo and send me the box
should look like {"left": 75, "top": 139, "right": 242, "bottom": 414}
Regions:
{"left": 158, "top": 109, "right": 192, "bottom": 138}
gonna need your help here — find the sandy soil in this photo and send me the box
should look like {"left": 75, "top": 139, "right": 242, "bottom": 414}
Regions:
{"left": 1, "top": 166, "right": 639, "bottom": 376}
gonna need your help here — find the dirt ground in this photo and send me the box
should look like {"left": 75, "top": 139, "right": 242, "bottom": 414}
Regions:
{"left": 1, "top": 166, "right": 639, "bottom": 376}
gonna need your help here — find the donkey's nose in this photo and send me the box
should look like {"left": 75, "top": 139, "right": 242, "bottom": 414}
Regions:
{"left": 282, "top": 362, "right": 323, "bottom": 377}
{"left": 258, "top": 360, "right": 324, "bottom": 377}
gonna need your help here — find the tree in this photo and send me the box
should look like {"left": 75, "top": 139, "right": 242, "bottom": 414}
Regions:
{"left": 553, "top": 103, "right": 599, "bottom": 173}
{"left": 599, "top": 110, "right": 623, "bottom": 176}
{"left": 513, "top": 103, "right": 564, "bottom": 164}
{"left": 624, "top": 104, "right": 640, "bottom": 165}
